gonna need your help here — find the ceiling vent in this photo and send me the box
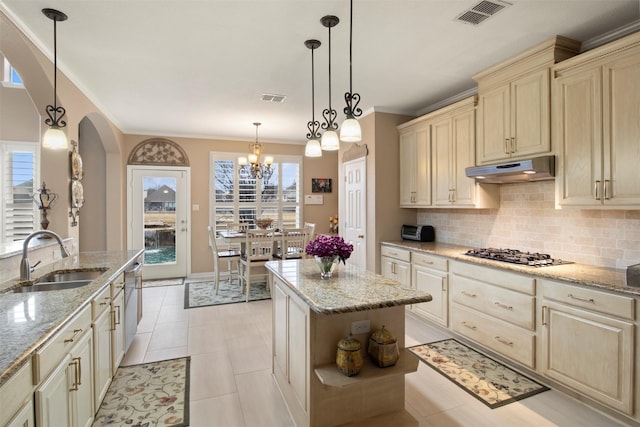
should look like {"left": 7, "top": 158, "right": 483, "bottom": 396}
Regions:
{"left": 456, "top": 0, "right": 511, "bottom": 26}
{"left": 261, "top": 93, "right": 287, "bottom": 103}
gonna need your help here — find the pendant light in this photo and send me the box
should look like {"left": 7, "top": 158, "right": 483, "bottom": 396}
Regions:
{"left": 320, "top": 15, "right": 340, "bottom": 151}
{"left": 42, "top": 8, "right": 69, "bottom": 150}
{"left": 340, "top": 0, "right": 363, "bottom": 143}
{"left": 304, "top": 39, "right": 322, "bottom": 157}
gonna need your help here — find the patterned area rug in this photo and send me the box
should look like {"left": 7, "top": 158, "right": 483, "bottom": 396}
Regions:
{"left": 184, "top": 280, "right": 271, "bottom": 309}
{"left": 408, "top": 339, "right": 548, "bottom": 408}
{"left": 93, "top": 357, "right": 190, "bottom": 426}
{"left": 142, "top": 278, "right": 185, "bottom": 288}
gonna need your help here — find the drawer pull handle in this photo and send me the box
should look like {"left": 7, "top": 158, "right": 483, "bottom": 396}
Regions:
{"left": 64, "top": 328, "right": 83, "bottom": 343}
{"left": 462, "top": 321, "right": 476, "bottom": 330}
{"left": 542, "top": 305, "right": 548, "bottom": 326}
{"left": 568, "top": 294, "right": 595, "bottom": 303}
{"left": 494, "top": 301, "right": 513, "bottom": 311}
{"left": 495, "top": 336, "right": 513, "bottom": 347}
{"left": 99, "top": 302, "right": 108, "bottom": 306}
{"left": 461, "top": 291, "right": 476, "bottom": 298}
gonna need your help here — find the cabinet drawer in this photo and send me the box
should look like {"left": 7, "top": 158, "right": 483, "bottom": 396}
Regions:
{"left": 0, "top": 360, "right": 32, "bottom": 426}
{"left": 451, "top": 303, "right": 535, "bottom": 368}
{"left": 451, "top": 261, "right": 535, "bottom": 295}
{"left": 540, "top": 279, "right": 635, "bottom": 320}
{"left": 451, "top": 275, "right": 535, "bottom": 330}
{"left": 92, "top": 285, "right": 112, "bottom": 319}
{"left": 110, "top": 274, "right": 125, "bottom": 299}
{"left": 380, "top": 246, "right": 411, "bottom": 262}
{"left": 412, "top": 252, "right": 448, "bottom": 272}
{"left": 33, "top": 304, "right": 91, "bottom": 384}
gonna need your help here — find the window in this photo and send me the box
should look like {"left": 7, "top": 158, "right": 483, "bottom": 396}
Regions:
{"left": 0, "top": 142, "right": 40, "bottom": 242}
{"left": 210, "top": 152, "right": 302, "bottom": 233}
{"left": 3, "top": 58, "right": 24, "bottom": 86}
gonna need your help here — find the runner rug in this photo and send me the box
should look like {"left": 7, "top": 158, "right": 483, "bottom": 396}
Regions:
{"left": 93, "top": 357, "right": 190, "bottom": 427}
{"left": 408, "top": 339, "right": 548, "bottom": 408}
{"left": 142, "top": 277, "right": 185, "bottom": 288}
{"left": 184, "top": 280, "right": 271, "bottom": 309}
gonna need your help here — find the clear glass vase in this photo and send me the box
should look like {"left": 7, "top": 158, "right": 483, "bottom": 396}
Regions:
{"left": 315, "top": 255, "right": 339, "bottom": 279}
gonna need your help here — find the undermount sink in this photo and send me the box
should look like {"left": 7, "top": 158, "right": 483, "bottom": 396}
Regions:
{"left": 14, "top": 268, "right": 108, "bottom": 293}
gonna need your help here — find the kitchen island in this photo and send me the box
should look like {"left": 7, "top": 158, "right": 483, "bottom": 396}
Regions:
{"left": 266, "top": 259, "right": 432, "bottom": 427}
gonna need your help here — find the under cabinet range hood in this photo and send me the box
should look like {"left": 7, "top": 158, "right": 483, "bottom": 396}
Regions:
{"left": 465, "top": 155, "right": 555, "bottom": 184}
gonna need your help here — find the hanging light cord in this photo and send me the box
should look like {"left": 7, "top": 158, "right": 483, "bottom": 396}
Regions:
{"left": 306, "top": 40, "right": 321, "bottom": 140}
{"left": 343, "top": 0, "right": 362, "bottom": 119}
{"left": 43, "top": 9, "right": 67, "bottom": 130}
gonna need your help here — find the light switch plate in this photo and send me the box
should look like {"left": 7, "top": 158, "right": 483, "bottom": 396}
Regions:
{"left": 351, "top": 319, "right": 371, "bottom": 335}
{"left": 304, "top": 195, "right": 323, "bottom": 205}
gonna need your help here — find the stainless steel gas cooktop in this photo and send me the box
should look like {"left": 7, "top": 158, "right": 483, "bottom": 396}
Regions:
{"left": 465, "top": 248, "right": 573, "bottom": 267}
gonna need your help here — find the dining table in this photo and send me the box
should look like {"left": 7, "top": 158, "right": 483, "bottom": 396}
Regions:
{"left": 218, "top": 229, "right": 283, "bottom": 255}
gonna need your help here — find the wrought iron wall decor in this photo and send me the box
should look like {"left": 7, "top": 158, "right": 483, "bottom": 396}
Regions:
{"left": 127, "top": 138, "right": 190, "bottom": 166}
{"left": 69, "top": 140, "right": 84, "bottom": 226}
{"left": 33, "top": 181, "right": 58, "bottom": 232}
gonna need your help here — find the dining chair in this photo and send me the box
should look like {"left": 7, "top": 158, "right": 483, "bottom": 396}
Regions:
{"left": 208, "top": 226, "right": 242, "bottom": 294}
{"left": 239, "top": 229, "right": 275, "bottom": 302}
{"left": 273, "top": 227, "right": 308, "bottom": 260}
{"left": 304, "top": 222, "right": 316, "bottom": 241}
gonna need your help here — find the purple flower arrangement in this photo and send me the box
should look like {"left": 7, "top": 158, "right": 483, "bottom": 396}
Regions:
{"left": 305, "top": 235, "right": 354, "bottom": 264}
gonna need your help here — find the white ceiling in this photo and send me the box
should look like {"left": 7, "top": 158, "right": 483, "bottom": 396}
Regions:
{"left": 1, "top": 0, "right": 639, "bottom": 145}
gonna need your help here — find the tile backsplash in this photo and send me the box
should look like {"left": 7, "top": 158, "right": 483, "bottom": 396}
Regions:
{"left": 417, "top": 181, "right": 640, "bottom": 269}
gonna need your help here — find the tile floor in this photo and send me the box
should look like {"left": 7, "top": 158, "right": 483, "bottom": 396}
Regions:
{"left": 120, "top": 282, "right": 627, "bottom": 427}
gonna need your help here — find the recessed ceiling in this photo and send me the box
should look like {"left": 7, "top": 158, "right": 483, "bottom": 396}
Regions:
{"left": 1, "top": 0, "right": 638, "bottom": 144}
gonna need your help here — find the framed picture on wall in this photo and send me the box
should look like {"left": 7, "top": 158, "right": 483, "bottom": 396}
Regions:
{"left": 311, "top": 178, "right": 332, "bottom": 193}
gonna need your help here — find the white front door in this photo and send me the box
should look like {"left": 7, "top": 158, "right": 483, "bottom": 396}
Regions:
{"left": 343, "top": 158, "right": 366, "bottom": 269}
{"left": 127, "top": 166, "right": 190, "bottom": 279}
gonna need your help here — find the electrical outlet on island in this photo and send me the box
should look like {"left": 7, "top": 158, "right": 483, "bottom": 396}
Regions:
{"left": 351, "top": 319, "right": 371, "bottom": 335}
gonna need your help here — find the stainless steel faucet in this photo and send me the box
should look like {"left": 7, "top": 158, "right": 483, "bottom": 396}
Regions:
{"left": 20, "top": 230, "right": 71, "bottom": 281}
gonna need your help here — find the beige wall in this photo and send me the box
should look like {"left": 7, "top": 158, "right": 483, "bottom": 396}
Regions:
{"left": 0, "top": 54, "right": 40, "bottom": 142}
{"left": 123, "top": 134, "right": 339, "bottom": 274}
{"left": 417, "top": 181, "right": 640, "bottom": 269}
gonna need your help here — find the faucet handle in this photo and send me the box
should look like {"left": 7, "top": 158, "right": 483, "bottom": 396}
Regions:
{"left": 30, "top": 260, "right": 42, "bottom": 273}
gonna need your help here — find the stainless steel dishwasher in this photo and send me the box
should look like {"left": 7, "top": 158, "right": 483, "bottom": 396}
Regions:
{"left": 124, "top": 258, "right": 143, "bottom": 352}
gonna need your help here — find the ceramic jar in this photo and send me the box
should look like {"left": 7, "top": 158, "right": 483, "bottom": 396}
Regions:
{"left": 368, "top": 325, "right": 399, "bottom": 367}
{"left": 336, "top": 334, "right": 363, "bottom": 376}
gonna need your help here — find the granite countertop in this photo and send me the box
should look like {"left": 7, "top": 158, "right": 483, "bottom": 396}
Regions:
{"left": 0, "top": 249, "right": 143, "bottom": 387}
{"left": 381, "top": 241, "right": 637, "bottom": 297}
{"left": 266, "top": 259, "right": 432, "bottom": 315}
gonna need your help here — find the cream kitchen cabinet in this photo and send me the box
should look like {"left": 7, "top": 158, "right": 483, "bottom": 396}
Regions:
{"left": 92, "top": 284, "right": 112, "bottom": 410}
{"left": 35, "top": 311, "right": 94, "bottom": 427}
{"left": 0, "top": 360, "right": 33, "bottom": 427}
{"left": 449, "top": 261, "right": 536, "bottom": 368}
{"left": 474, "top": 36, "right": 580, "bottom": 164}
{"left": 398, "top": 120, "right": 430, "bottom": 207}
{"left": 411, "top": 252, "right": 448, "bottom": 326}
{"left": 111, "top": 286, "right": 125, "bottom": 373}
{"left": 431, "top": 97, "right": 499, "bottom": 208}
{"left": 380, "top": 245, "right": 411, "bottom": 287}
{"left": 5, "top": 399, "right": 34, "bottom": 427}
{"left": 554, "top": 31, "right": 640, "bottom": 208}
{"left": 539, "top": 278, "right": 635, "bottom": 414}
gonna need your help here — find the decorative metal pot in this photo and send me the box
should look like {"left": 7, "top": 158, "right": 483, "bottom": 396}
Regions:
{"left": 368, "top": 325, "right": 399, "bottom": 368}
{"left": 336, "top": 334, "right": 363, "bottom": 376}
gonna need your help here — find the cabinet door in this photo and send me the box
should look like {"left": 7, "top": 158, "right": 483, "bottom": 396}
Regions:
{"left": 451, "top": 109, "right": 476, "bottom": 206}
{"left": 35, "top": 354, "right": 72, "bottom": 427}
{"left": 6, "top": 400, "right": 34, "bottom": 427}
{"left": 432, "top": 116, "right": 453, "bottom": 206}
{"left": 603, "top": 50, "right": 640, "bottom": 206}
{"left": 93, "top": 307, "right": 112, "bottom": 409}
{"left": 111, "top": 290, "right": 125, "bottom": 373}
{"left": 288, "top": 295, "right": 309, "bottom": 412}
{"left": 414, "top": 125, "right": 431, "bottom": 206}
{"left": 399, "top": 130, "right": 417, "bottom": 206}
{"left": 555, "top": 66, "right": 603, "bottom": 207}
{"left": 273, "top": 282, "right": 288, "bottom": 376}
{"left": 380, "top": 256, "right": 411, "bottom": 287}
{"left": 477, "top": 84, "right": 510, "bottom": 163}
{"left": 540, "top": 301, "right": 634, "bottom": 414}
{"left": 70, "top": 331, "right": 94, "bottom": 427}
{"left": 412, "top": 265, "right": 447, "bottom": 326}
{"left": 511, "top": 69, "right": 550, "bottom": 157}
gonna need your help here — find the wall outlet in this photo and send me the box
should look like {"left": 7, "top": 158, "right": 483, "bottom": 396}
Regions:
{"left": 351, "top": 319, "right": 371, "bottom": 335}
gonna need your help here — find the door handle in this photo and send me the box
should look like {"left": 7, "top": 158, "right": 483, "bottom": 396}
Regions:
{"left": 357, "top": 234, "right": 364, "bottom": 239}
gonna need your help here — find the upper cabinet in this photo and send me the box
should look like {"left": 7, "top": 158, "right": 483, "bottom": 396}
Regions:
{"left": 554, "top": 31, "right": 640, "bottom": 209}
{"left": 474, "top": 36, "right": 580, "bottom": 165}
{"left": 398, "top": 120, "right": 430, "bottom": 207}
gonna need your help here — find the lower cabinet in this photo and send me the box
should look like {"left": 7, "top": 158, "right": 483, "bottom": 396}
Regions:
{"left": 411, "top": 252, "right": 448, "bottom": 326}
{"left": 0, "top": 360, "right": 34, "bottom": 427}
{"left": 380, "top": 246, "right": 411, "bottom": 287}
{"left": 5, "top": 399, "right": 34, "bottom": 427}
{"left": 93, "top": 306, "right": 113, "bottom": 409}
{"left": 111, "top": 288, "right": 125, "bottom": 373}
{"left": 539, "top": 279, "right": 635, "bottom": 414}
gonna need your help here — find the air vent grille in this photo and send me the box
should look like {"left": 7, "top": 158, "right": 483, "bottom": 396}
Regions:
{"left": 261, "top": 93, "right": 287, "bottom": 103}
{"left": 456, "top": 0, "right": 511, "bottom": 26}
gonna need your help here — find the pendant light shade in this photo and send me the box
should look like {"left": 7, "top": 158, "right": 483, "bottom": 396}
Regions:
{"left": 42, "top": 8, "right": 69, "bottom": 150}
{"left": 304, "top": 39, "right": 323, "bottom": 158}
{"left": 340, "top": 0, "right": 363, "bottom": 143}
{"left": 320, "top": 15, "right": 340, "bottom": 151}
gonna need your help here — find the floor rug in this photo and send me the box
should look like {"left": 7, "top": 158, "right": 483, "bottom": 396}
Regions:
{"left": 93, "top": 357, "right": 190, "bottom": 427}
{"left": 408, "top": 339, "right": 548, "bottom": 408}
{"left": 142, "top": 277, "right": 185, "bottom": 288}
{"left": 184, "top": 280, "right": 270, "bottom": 309}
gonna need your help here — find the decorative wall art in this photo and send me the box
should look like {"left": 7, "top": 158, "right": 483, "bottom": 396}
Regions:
{"left": 69, "top": 140, "right": 84, "bottom": 226}
{"left": 311, "top": 178, "right": 332, "bottom": 193}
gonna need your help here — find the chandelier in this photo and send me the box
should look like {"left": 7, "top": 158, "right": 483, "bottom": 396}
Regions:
{"left": 238, "top": 122, "right": 274, "bottom": 183}
{"left": 42, "top": 8, "right": 69, "bottom": 150}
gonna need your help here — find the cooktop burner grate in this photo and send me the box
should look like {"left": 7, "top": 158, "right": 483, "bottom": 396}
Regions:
{"left": 464, "top": 248, "right": 573, "bottom": 267}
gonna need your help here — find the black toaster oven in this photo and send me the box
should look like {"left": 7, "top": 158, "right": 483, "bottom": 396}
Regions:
{"left": 401, "top": 225, "right": 435, "bottom": 242}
